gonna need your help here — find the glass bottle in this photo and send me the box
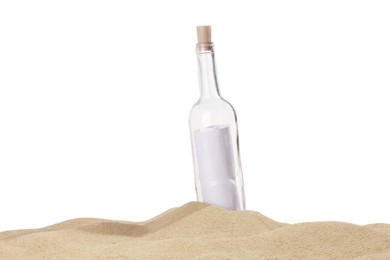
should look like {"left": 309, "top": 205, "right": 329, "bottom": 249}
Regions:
{"left": 189, "top": 26, "right": 245, "bottom": 211}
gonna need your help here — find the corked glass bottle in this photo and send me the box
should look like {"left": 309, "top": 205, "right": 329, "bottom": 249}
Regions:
{"left": 189, "top": 26, "right": 245, "bottom": 211}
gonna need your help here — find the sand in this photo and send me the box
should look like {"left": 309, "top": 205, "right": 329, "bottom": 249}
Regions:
{"left": 1, "top": 202, "right": 390, "bottom": 259}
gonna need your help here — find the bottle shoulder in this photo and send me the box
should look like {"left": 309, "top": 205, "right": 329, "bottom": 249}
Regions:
{"left": 191, "top": 98, "right": 235, "bottom": 111}
{"left": 189, "top": 97, "right": 237, "bottom": 120}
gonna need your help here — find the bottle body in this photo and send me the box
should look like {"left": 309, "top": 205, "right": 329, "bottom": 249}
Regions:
{"left": 189, "top": 98, "right": 245, "bottom": 210}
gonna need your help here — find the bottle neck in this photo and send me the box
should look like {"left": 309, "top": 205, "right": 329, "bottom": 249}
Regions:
{"left": 196, "top": 43, "right": 221, "bottom": 100}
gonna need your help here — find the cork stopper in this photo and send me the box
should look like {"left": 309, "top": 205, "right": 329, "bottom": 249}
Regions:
{"left": 197, "top": 26, "right": 212, "bottom": 44}
{"left": 196, "top": 26, "right": 213, "bottom": 52}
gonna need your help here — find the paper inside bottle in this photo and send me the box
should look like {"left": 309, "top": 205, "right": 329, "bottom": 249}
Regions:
{"left": 194, "top": 124, "right": 239, "bottom": 210}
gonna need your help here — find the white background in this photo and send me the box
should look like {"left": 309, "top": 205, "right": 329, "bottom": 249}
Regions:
{"left": 1, "top": 0, "right": 389, "bottom": 231}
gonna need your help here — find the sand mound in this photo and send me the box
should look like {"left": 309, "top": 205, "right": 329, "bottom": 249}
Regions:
{"left": 1, "top": 202, "right": 390, "bottom": 259}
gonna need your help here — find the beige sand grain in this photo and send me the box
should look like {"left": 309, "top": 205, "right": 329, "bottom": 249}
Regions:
{"left": 1, "top": 202, "right": 389, "bottom": 259}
